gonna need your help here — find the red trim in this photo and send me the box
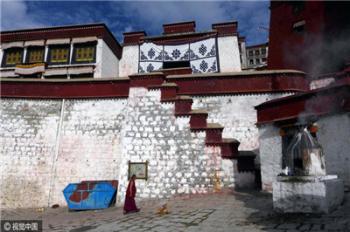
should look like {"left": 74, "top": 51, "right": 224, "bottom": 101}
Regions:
{"left": 212, "top": 22, "right": 238, "bottom": 37}
{"left": 129, "top": 73, "right": 165, "bottom": 88}
{"left": 123, "top": 31, "right": 146, "bottom": 45}
{"left": 161, "top": 86, "right": 178, "bottom": 100}
{"left": 167, "top": 72, "right": 308, "bottom": 95}
{"left": 163, "top": 21, "right": 196, "bottom": 34}
{"left": 1, "top": 71, "right": 308, "bottom": 98}
{"left": 256, "top": 84, "right": 350, "bottom": 124}
{"left": 0, "top": 79, "right": 129, "bottom": 99}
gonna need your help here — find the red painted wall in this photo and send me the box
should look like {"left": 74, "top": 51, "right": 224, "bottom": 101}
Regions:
{"left": 268, "top": 2, "right": 325, "bottom": 73}
{"left": 268, "top": 2, "right": 350, "bottom": 76}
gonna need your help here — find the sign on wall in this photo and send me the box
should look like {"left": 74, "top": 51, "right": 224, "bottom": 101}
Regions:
{"left": 128, "top": 161, "right": 148, "bottom": 180}
{"left": 139, "top": 37, "right": 218, "bottom": 74}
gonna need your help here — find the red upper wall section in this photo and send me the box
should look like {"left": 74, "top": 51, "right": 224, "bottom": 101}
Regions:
{"left": 0, "top": 70, "right": 308, "bottom": 99}
{"left": 123, "top": 20, "right": 238, "bottom": 46}
{"left": 0, "top": 23, "right": 123, "bottom": 59}
{"left": 268, "top": 2, "right": 325, "bottom": 71}
{"left": 163, "top": 21, "right": 196, "bottom": 34}
{"left": 256, "top": 82, "right": 350, "bottom": 125}
{"left": 268, "top": 2, "right": 350, "bottom": 76}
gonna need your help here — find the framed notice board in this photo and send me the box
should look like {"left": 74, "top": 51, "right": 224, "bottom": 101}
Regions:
{"left": 128, "top": 161, "right": 148, "bottom": 180}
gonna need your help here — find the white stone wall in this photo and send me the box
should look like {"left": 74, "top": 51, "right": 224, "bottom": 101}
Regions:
{"left": 0, "top": 99, "right": 128, "bottom": 208}
{"left": 192, "top": 93, "right": 288, "bottom": 152}
{"left": 119, "top": 45, "right": 139, "bottom": 77}
{"left": 116, "top": 88, "right": 226, "bottom": 204}
{"left": 95, "top": 39, "right": 119, "bottom": 78}
{"left": 258, "top": 124, "right": 282, "bottom": 192}
{"left": 1, "top": 89, "right": 243, "bottom": 208}
{"left": 0, "top": 99, "right": 61, "bottom": 208}
{"left": 317, "top": 113, "right": 350, "bottom": 188}
{"left": 49, "top": 99, "right": 127, "bottom": 206}
{"left": 217, "top": 36, "right": 241, "bottom": 72}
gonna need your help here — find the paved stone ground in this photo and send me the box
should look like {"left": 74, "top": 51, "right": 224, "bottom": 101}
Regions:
{"left": 1, "top": 190, "right": 349, "bottom": 232}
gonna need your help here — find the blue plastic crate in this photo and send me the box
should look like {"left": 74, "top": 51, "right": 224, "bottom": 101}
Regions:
{"left": 63, "top": 180, "right": 118, "bottom": 210}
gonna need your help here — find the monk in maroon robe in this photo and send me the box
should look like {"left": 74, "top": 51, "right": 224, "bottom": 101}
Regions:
{"left": 123, "top": 174, "right": 140, "bottom": 214}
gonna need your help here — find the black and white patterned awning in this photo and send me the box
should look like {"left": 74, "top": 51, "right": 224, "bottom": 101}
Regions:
{"left": 139, "top": 38, "right": 218, "bottom": 74}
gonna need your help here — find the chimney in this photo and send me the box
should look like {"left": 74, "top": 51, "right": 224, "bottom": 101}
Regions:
{"left": 212, "top": 21, "right": 238, "bottom": 37}
{"left": 163, "top": 21, "right": 196, "bottom": 35}
{"left": 123, "top": 31, "right": 147, "bottom": 45}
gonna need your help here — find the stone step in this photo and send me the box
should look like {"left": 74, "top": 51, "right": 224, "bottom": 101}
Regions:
{"left": 189, "top": 110, "right": 208, "bottom": 128}
{"left": 148, "top": 82, "right": 179, "bottom": 101}
{"left": 174, "top": 96, "right": 193, "bottom": 115}
{"left": 191, "top": 123, "right": 224, "bottom": 143}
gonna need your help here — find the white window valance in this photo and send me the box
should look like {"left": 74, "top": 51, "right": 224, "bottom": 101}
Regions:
{"left": 72, "top": 37, "right": 98, "bottom": 44}
{"left": 24, "top": 40, "right": 45, "bottom": 47}
{"left": 1, "top": 41, "right": 24, "bottom": 50}
{"left": 15, "top": 63, "right": 45, "bottom": 75}
{"left": 46, "top": 38, "right": 70, "bottom": 45}
{"left": 44, "top": 68, "right": 68, "bottom": 76}
{"left": 68, "top": 66, "right": 94, "bottom": 75}
{"left": 0, "top": 70, "right": 18, "bottom": 78}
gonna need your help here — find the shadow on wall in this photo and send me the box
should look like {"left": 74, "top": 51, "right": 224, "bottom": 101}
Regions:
{"left": 232, "top": 190, "right": 350, "bottom": 231}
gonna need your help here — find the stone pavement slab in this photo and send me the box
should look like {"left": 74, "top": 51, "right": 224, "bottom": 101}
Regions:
{"left": 1, "top": 190, "right": 349, "bottom": 232}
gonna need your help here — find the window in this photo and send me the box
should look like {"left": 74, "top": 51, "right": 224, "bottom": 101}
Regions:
{"left": 26, "top": 47, "right": 45, "bottom": 63}
{"left": 163, "top": 61, "right": 190, "bottom": 69}
{"left": 2, "top": 48, "right": 23, "bottom": 67}
{"left": 293, "top": 20, "right": 306, "bottom": 34}
{"left": 248, "top": 51, "right": 253, "bottom": 56}
{"left": 249, "top": 59, "right": 254, "bottom": 65}
{"left": 261, "top": 48, "right": 266, "bottom": 55}
{"left": 262, "top": 57, "right": 267, "bottom": 63}
{"left": 255, "top": 50, "right": 260, "bottom": 56}
{"left": 256, "top": 58, "right": 260, "bottom": 64}
{"left": 72, "top": 43, "right": 96, "bottom": 63}
{"left": 48, "top": 45, "right": 70, "bottom": 64}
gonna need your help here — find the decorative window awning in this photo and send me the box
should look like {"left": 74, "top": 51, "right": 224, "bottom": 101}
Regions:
{"left": 72, "top": 37, "right": 98, "bottom": 44}
{"left": 139, "top": 37, "right": 218, "bottom": 74}
{"left": 46, "top": 38, "right": 70, "bottom": 45}
{"left": 15, "top": 63, "right": 45, "bottom": 75}
{"left": 68, "top": 66, "right": 94, "bottom": 75}
{"left": 1, "top": 41, "right": 24, "bottom": 50}
{"left": 0, "top": 70, "right": 18, "bottom": 78}
{"left": 44, "top": 68, "right": 68, "bottom": 76}
{"left": 24, "top": 40, "right": 45, "bottom": 47}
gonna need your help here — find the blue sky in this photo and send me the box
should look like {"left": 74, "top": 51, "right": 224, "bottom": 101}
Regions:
{"left": 0, "top": 1, "right": 270, "bottom": 46}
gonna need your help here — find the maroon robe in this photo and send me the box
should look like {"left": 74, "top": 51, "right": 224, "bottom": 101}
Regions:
{"left": 123, "top": 179, "right": 139, "bottom": 213}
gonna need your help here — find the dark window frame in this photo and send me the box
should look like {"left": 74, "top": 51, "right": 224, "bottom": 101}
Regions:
{"left": 248, "top": 50, "right": 254, "bottom": 57}
{"left": 1, "top": 47, "right": 24, "bottom": 67}
{"left": 293, "top": 20, "right": 306, "bottom": 34}
{"left": 72, "top": 42, "right": 97, "bottom": 64}
{"left": 47, "top": 44, "right": 71, "bottom": 65}
{"left": 163, "top": 61, "right": 190, "bottom": 69}
{"left": 25, "top": 46, "right": 45, "bottom": 64}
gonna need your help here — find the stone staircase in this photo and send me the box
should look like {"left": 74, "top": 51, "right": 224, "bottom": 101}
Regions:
{"left": 129, "top": 71, "right": 241, "bottom": 160}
